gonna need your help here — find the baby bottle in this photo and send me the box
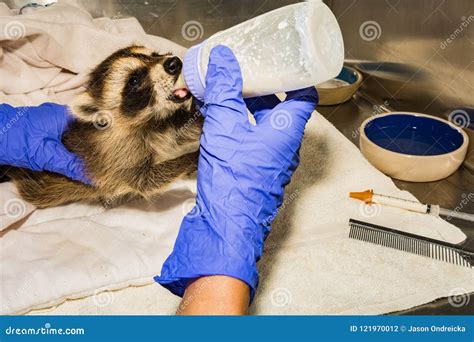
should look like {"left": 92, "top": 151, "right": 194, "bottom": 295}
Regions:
{"left": 177, "top": 0, "right": 344, "bottom": 101}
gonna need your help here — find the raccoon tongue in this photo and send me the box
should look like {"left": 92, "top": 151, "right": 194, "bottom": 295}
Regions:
{"left": 172, "top": 88, "right": 190, "bottom": 100}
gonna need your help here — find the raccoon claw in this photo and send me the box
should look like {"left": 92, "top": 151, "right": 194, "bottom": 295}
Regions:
{"left": 99, "top": 197, "right": 120, "bottom": 209}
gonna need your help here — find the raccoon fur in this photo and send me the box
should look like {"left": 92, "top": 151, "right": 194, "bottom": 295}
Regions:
{"left": 5, "top": 45, "right": 203, "bottom": 208}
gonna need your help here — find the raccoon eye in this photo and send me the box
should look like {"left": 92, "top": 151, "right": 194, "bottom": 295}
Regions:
{"left": 127, "top": 67, "right": 148, "bottom": 88}
{"left": 127, "top": 75, "right": 140, "bottom": 87}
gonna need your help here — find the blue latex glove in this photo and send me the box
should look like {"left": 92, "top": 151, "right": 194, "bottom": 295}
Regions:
{"left": 155, "top": 45, "right": 318, "bottom": 302}
{"left": 0, "top": 102, "right": 90, "bottom": 183}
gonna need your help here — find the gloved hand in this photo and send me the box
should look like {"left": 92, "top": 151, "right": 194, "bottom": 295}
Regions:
{"left": 155, "top": 45, "right": 318, "bottom": 302}
{"left": 0, "top": 102, "right": 90, "bottom": 183}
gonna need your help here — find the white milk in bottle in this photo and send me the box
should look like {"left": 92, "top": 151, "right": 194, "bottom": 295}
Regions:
{"left": 177, "top": 0, "right": 344, "bottom": 100}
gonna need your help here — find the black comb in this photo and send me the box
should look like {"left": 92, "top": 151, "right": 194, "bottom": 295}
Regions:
{"left": 348, "top": 219, "right": 473, "bottom": 268}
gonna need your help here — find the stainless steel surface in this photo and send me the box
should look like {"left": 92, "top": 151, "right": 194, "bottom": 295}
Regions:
{"left": 319, "top": 1, "right": 473, "bottom": 314}
{"left": 326, "top": 0, "right": 474, "bottom": 115}
{"left": 6, "top": 0, "right": 473, "bottom": 314}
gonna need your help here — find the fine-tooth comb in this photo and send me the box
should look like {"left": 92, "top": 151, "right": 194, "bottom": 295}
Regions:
{"left": 348, "top": 219, "right": 473, "bottom": 268}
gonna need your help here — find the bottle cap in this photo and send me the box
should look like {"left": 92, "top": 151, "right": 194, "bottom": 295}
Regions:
{"left": 183, "top": 43, "right": 205, "bottom": 102}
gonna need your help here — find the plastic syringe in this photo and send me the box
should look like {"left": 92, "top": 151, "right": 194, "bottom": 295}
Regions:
{"left": 349, "top": 189, "right": 474, "bottom": 223}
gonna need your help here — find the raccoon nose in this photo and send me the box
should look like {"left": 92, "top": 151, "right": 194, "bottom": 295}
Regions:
{"left": 163, "top": 57, "right": 182, "bottom": 75}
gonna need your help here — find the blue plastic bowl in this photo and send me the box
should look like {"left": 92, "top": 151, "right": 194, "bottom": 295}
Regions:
{"left": 360, "top": 112, "right": 469, "bottom": 182}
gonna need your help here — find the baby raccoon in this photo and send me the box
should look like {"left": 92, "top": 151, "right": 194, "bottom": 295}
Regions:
{"left": 6, "top": 45, "right": 203, "bottom": 208}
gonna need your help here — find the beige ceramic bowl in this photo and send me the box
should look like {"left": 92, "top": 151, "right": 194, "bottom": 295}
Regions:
{"left": 463, "top": 124, "right": 474, "bottom": 172}
{"left": 360, "top": 112, "right": 469, "bottom": 182}
{"left": 317, "top": 66, "right": 363, "bottom": 106}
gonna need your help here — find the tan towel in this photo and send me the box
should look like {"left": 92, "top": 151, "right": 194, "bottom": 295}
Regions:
{"left": 1, "top": 1, "right": 472, "bottom": 315}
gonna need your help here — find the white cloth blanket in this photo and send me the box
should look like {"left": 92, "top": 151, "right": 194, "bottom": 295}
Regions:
{"left": 0, "top": 0, "right": 185, "bottom": 105}
{"left": 1, "top": 1, "right": 473, "bottom": 315}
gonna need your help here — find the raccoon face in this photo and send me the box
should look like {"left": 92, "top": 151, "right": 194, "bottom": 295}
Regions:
{"left": 72, "top": 45, "right": 192, "bottom": 128}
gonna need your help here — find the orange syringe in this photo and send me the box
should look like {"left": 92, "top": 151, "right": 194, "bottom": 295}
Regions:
{"left": 350, "top": 189, "right": 474, "bottom": 222}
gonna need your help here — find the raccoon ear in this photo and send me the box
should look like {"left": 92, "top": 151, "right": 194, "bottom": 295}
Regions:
{"left": 70, "top": 92, "right": 100, "bottom": 122}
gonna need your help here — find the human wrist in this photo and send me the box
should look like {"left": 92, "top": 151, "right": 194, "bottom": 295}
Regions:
{"left": 178, "top": 276, "right": 250, "bottom": 315}
{"left": 155, "top": 212, "right": 261, "bottom": 301}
